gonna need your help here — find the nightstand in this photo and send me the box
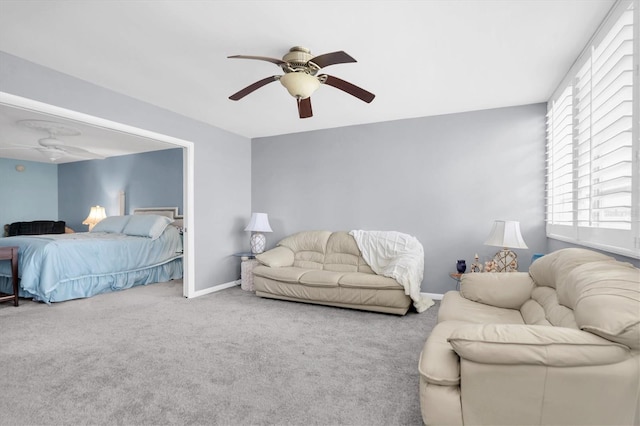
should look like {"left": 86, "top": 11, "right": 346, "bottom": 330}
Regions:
{"left": 0, "top": 246, "right": 19, "bottom": 306}
{"left": 449, "top": 272, "right": 463, "bottom": 290}
{"left": 233, "top": 252, "right": 258, "bottom": 292}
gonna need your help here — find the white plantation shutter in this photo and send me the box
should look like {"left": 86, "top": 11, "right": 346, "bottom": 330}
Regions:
{"left": 546, "top": 1, "right": 639, "bottom": 258}
{"left": 576, "top": 59, "right": 592, "bottom": 229}
{"left": 546, "top": 86, "right": 574, "bottom": 228}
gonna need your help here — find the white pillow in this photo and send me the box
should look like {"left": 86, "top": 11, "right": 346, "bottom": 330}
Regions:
{"left": 90, "top": 216, "right": 131, "bottom": 233}
{"left": 122, "top": 214, "right": 173, "bottom": 240}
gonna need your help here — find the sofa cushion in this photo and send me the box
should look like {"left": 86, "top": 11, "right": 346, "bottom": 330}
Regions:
{"left": 256, "top": 246, "right": 294, "bottom": 267}
{"left": 324, "top": 232, "right": 373, "bottom": 273}
{"left": 448, "top": 324, "right": 631, "bottom": 367}
{"left": 529, "top": 248, "right": 614, "bottom": 289}
{"left": 277, "top": 231, "right": 331, "bottom": 269}
{"left": 252, "top": 265, "right": 314, "bottom": 284}
{"left": 254, "top": 276, "right": 411, "bottom": 313}
{"left": 526, "top": 286, "right": 578, "bottom": 328}
{"left": 568, "top": 261, "right": 640, "bottom": 350}
{"left": 460, "top": 272, "right": 534, "bottom": 309}
{"left": 298, "top": 270, "right": 343, "bottom": 287}
{"left": 438, "top": 291, "right": 525, "bottom": 324}
{"left": 520, "top": 299, "right": 552, "bottom": 326}
{"left": 338, "top": 272, "right": 403, "bottom": 290}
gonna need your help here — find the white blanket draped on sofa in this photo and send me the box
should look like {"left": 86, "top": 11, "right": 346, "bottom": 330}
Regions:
{"left": 349, "top": 230, "right": 434, "bottom": 313}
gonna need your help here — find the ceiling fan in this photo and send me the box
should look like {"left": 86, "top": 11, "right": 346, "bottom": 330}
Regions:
{"left": 228, "top": 46, "right": 375, "bottom": 119}
{"left": 0, "top": 120, "right": 105, "bottom": 162}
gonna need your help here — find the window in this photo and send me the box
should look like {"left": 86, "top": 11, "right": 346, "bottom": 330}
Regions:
{"left": 546, "top": 0, "right": 639, "bottom": 258}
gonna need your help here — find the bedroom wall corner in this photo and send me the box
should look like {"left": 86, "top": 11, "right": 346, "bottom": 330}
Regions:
{"left": 0, "top": 157, "right": 58, "bottom": 228}
{"left": 58, "top": 148, "right": 184, "bottom": 231}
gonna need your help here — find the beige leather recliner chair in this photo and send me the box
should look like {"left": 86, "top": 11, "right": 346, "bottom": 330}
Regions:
{"left": 419, "top": 248, "right": 640, "bottom": 425}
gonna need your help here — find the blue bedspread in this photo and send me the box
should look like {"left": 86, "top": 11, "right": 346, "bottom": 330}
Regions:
{"left": 0, "top": 227, "right": 183, "bottom": 302}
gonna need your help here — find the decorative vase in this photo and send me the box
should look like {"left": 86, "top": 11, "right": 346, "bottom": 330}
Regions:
{"left": 456, "top": 260, "right": 467, "bottom": 273}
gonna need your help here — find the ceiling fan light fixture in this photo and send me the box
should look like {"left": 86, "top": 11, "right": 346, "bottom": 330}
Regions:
{"left": 37, "top": 147, "right": 65, "bottom": 162}
{"left": 228, "top": 47, "right": 374, "bottom": 118}
{"left": 279, "top": 72, "right": 320, "bottom": 99}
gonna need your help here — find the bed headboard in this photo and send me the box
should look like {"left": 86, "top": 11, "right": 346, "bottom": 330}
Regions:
{"left": 132, "top": 207, "right": 184, "bottom": 229}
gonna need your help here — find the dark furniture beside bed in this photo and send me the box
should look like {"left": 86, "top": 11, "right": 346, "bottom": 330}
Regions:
{"left": 4, "top": 220, "right": 66, "bottom": 237}
{"left": 0, "top": 246, "right": 19, "bottom": 306}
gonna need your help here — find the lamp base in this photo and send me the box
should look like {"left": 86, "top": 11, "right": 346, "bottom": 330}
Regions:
{"left": 250, "top": 233, "right": 266, "bottom": 254}
{"left": 493, "top": 248, "right": 518, "bottom": 272}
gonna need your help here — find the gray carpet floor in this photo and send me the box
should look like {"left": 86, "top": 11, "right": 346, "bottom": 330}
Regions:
{"left": 0, "top": 282, "right": 438, "bottom": 425}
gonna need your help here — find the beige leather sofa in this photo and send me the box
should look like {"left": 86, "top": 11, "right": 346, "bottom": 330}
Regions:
{"left": 253, "top": 231, "right": 412, "bottom": 315}
{"left": 419, "top": 248, "right": 640, "bottom": 425}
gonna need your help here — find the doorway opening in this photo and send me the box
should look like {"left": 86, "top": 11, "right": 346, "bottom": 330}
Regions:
{"left": 0, "top": 92, "right": 196, "bottom": 297}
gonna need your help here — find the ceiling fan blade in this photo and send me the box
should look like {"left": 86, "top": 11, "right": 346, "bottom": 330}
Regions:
{"left": 229, "top": 76, "right": 279, "bottom": 101}
{"left": 320, "top": 75, "right": 375, "bottom": 103}
{"left": 0, "top": 145, "right": 33, "bottom": 151}
{"left": 308, "top": 51, "right": 356, "bottom": 69}
{"left": 297, "top": 97, "right": 313, "bottom": 119}
{"left": 62, "top": 145, "right": 105, "bottom": 159}
{"left": 227, "top": 55, "right": 287, "bottom": 66}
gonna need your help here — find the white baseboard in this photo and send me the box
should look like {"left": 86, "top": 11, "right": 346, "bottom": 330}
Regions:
{"left": 187, "top": 280, "right": 240, "bottom": 298}
{"left": 423, "top": 292, "right": 444, "bottom": 301}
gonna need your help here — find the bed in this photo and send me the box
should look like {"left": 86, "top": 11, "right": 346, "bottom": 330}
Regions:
{"left": 0, "top": 208, "right": 183, "bottom": 303}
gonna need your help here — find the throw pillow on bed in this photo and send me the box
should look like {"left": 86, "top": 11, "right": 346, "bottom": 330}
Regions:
{"left": 90, "top": 215, "right": 131, "bottom": 233}
{"left": 122, "top": 214, "right": 174, "bottom": 239}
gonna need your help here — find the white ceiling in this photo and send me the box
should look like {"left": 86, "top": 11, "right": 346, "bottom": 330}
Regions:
{"left": 0, "top": 0, "right": 615, "bottom": 161}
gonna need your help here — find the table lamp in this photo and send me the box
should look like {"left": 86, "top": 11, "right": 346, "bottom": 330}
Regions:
{"left": 244, "top": 212, "right": 272, "bottom": 254}
{"left": 83, "top": 205, "right": 106, "bottom": 231}
{"left": 484, "top": 220, "right": 528, "bottom": 272}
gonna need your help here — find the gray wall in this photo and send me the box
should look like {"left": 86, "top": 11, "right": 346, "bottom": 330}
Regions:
{"left": 1, "top": 51, "right": 251, "bottom": 291}
{"left": 58, "top": 148, "right": 183, "bottom": 231}
{"left": 0, "top": 158, "right": 58, "bottom": 226}
{"left": 252, "top": 104, "right": 547, "bottom": 294}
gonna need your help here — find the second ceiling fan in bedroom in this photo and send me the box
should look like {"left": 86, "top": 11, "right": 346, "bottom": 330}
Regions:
{"left": 0, "top": 120, "right": 105, "bottom": 162}
{"left": 227, "top": 46, "right": 375, "bottom": 119}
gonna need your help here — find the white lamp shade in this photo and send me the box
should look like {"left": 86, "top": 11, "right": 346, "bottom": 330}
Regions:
{"left": 484, "top": 220, "right": 528, "bottom": 249}
{"left": 279, "top": 72, "right": 320, "bottom": 99}
{"left": 244, "top": 213, "right": 273, "bottom": 233}
{"left": 82, "top": 205, "right": 107, "bottom": 227}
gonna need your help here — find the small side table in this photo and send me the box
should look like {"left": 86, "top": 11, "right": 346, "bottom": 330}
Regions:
{"left": 449, "top": 273, "right": 463, "bottom": 290}
{"left": 233, "top": 252, "right": 258, "bottom": 292}
{"left": 0, "top": 246, "right": 19, "bottom": 306}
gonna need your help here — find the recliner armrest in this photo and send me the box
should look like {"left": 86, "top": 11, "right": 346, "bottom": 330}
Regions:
{"left": 448, "top": 323, "right": 630, "bottom": 367}
{"left": 256, "top": 246, "right": 294, "bottom": 267}
{"left": 460, "top": 272, "right": 533, "bottom": 309}
{"left": 418, "top": 321, "right": 470, "bottom": 386}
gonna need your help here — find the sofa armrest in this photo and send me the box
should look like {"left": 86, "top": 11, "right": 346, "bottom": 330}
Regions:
{"left": 448, "top": 324, "right": 630, "bottom": 367}
{"left": 460, "top": 272, "right": 533, "bottom": 309}
{"left": 418, "top": 321, "right": 470, "bottom": 386}
{"left": 256, "top": 246, "right": 294, "bottom": 267}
